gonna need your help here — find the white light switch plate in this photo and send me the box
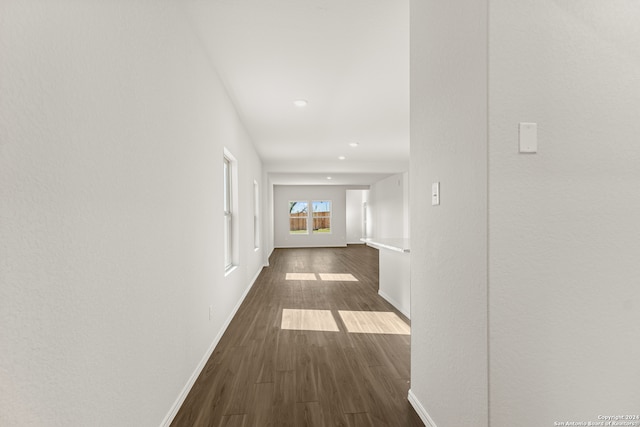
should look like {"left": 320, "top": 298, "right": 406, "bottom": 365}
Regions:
{"left": 432, "top": 182, "right": 440, "bottom": 206}
{"left": 519, "top": 122, "right": 537, "bottom": 153}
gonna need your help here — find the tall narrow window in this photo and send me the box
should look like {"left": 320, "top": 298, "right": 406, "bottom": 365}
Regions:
{"left": 289, "top": 201, "right": 308, "bottom": 234}
{"left": 223, "top": 156, "right": 233, "bottom": 271}
{"left": 312, "top": 201, "right": 332, "bottom": 234}
{"left": 253, "top": 180, "right": 260, "bottom": 250}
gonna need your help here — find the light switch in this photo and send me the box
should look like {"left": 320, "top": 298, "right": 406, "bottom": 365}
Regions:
{"left": 432, "top": 182, "right": 440, "bottom": 206}
{"left": 519, "top": 122, "right": 537, "bottom": 153}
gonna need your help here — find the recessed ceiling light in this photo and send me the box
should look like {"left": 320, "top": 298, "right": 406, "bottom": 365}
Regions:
{"left": 293, "top": 99, "right": 308, "bottom": 108}
{"left": 338, "top": 156, "right": 346, "bottom": 160}
{"left": 349, "top": 142, "right": 359, "bottom": 147}
{"left": 326, "top": 176, "right": 332, "bottom": 180}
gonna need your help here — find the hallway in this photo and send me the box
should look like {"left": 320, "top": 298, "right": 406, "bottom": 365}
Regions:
{"left": 171, "top": 245, "right": 423, "bottom": 427}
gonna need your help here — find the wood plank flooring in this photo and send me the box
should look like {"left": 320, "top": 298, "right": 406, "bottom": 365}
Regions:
{"left": 171, "top": 245, "right": 423, "bottom": 427}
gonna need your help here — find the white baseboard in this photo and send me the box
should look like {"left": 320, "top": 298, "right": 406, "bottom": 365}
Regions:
{"left": 408, "top": 389, "right": 437, "bottom": 427}
{"left": 378, "top": 290, "right": 410, "bottom": 319}
{"left": 160, "top": 266, "right": 264, "bottom": 427}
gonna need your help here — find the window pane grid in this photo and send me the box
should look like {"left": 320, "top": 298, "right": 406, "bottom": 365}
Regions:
{"left": 224, "top": 214, "right": 232, "bottom": 269}
{"left": 253, "top": 181, "right": 259, "bottom": 249}
{"left": 223, "top": 158, "right": 231, "bottom": 215}
{"left": 224, "top": 155, "right": 233, "bottom": 271}
{"left": 289, "top": 201, "right": 308, "bottom": 234}
{"left": 312, "top": 200, "right": 331, "bottom": 234}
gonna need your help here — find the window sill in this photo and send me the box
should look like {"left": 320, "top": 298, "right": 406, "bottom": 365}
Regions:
{"left": 224, "top": 265, "right": 238, "bottom": 277}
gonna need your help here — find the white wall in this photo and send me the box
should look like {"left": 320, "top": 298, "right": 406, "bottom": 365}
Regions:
{"left": 264, "top": 176, "right": 276, "bottom": 264}
{"left": 409, "top": 0, "right": 489, "bottom": 426}
{"left": 378, "top": 250, "right": 411, "bottom": 318}
{"left": 346, "top": 189, "right": 368, "bottom": 244}
{"left": 369, "top": 173, "right": 409, "bottom": 238}
{"left": 411, "top": 1, "right": 640, "bottom": 427}
{"left": 273, "top": 185, "right": 347, "bottom": 248}
{"left": 489, "top": 2, "right": 640, "bottom": 426}
{"left": 364, "top": 189, "right": 373, "bottom": 239}
{"left": 0, "top": 3, "right": 264, "bottom": 426}
{"left": 402, "top": 171, "right": 410, "bottom": 238}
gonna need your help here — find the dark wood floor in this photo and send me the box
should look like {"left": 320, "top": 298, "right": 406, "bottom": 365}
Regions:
{"left": 171, "top": 245, "right": 423, "bottom": 427}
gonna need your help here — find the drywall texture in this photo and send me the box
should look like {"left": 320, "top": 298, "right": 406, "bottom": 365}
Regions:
{"left": 369, "top": 173, "right": 409, "bottom": 239}
{"left": 489, "top": 2, "right": 640, "bottom": 425}
{"left": 379, "top": 249, "right": 411, "bottom": 318}
{"left": 346, "top": 189, "right": 368, "bottom": 243}
{"left": 0, "top": 2, "right": 264, "bottom": 426}
{"left": 265, "top": 178, "right": 276, "bottom": 262}
{"left": 273, "top": 185, "right": 347, "bottom": 248}
{"left": 409, "top": 0, "right": 488, "bottom": 426}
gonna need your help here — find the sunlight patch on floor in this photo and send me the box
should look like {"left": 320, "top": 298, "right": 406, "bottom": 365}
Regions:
{"left": 281, "top": 309, "right": 339, "bottom": 332}
{"left": 285, "top": 273, "right": 317, "bottom": 281}
{"left": 338, "top": 311, "right": 410, "bottom": 335}
{"left": 318, "top": 273, "right": 358, "bottom": 281}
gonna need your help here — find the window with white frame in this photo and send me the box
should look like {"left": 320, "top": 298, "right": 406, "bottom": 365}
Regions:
{"left": 253, "top": 180, "right": 260, "bottom": 250}
{"left": 289, "top": 201, "right": 308, "bottom": 234}
{"left": 223, "top": 155, "right": 233, "bottom": 271}
{"left": 312, "top": 200, "right": 332, "bottom": 234}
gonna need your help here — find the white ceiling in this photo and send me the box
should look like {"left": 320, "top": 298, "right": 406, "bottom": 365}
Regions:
{"left": 188, "top": 0, "right": 409, "bottom": 186}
